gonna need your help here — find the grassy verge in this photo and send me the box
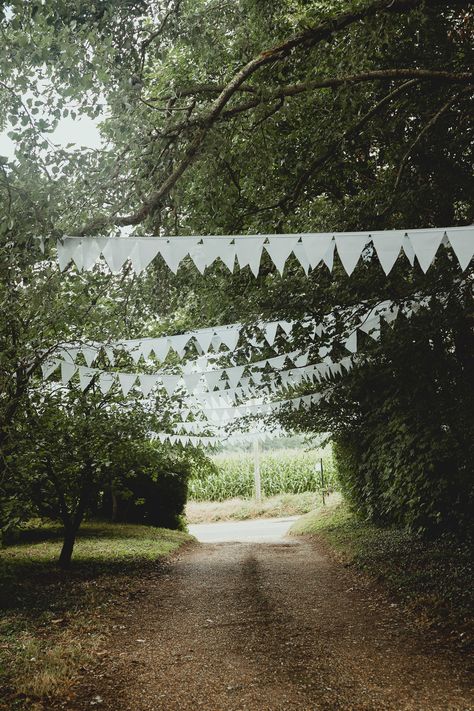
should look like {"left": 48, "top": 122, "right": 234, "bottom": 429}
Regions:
{"left": 290, "top": 501, "right": 473, "bottom": 648}
{"left": 186, "top": 491, "right": 324, "bottom": 523}
{"left": 0, "top": 521, "right": 193, "bottom": 710}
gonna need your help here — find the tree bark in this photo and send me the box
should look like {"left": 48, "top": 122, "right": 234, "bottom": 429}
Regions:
{"left": 58, "top": 524, "right": 77, "bottom": 569}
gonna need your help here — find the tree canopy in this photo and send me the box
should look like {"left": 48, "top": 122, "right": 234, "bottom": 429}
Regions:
{"left": 0, "top": 0, "right": 473, "bottom": 556}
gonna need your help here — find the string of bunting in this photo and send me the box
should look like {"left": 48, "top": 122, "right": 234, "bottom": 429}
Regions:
{"left": 56, "top": 226, "right": 473, "bottom": 277}
{"left": 41, "top": 298, "right": 407, "bottom": 397}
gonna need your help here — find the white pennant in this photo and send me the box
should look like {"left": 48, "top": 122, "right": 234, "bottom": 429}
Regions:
{"left": 57, "top": 238, "right": 78, "bottom": 271}
{"left": 234, "top": 237, "right": 265, "bottom": 276}
{"left": 161, "top": 374, "right": 181, "bottom": 396}
{"left": 61, "top": 361, "right": 76, "bottom": 385}
{"left": 82, "top": 237, "right": 107, "bottom": 271}
{"left": 159, "top": 237, "right": 200, "bottom": 273}
{"left": 78, "top": 366, "right": 96, "bottom": 391}
{"left": 200, "top": 237, "right": 235, "bottom": 272}
{"left": 169, "top": 334, "right": 191, "bottom": 356}
{"left": 183, "top": 373, "right": 201, "bottom": 393}
{"left": 151, "top": 339, "right": 170, "bottom": 361}
{"left": 219, "top": 328, "right": 240, "bottom": 351}
{"left": 292, "top": 242, "right": 310, "bottom": 274}
{"left": 300, "top": 233, "right": 334, "bottom": 268}
{"left": 226, "top": 365, "right": 246, "bottom": 389}
{"left": 118, "top": 373, "right": 137, "bottom": 396}
{"left": 193, "top": 330, "right": 214, "bottom": 353}
{"left": 98, "top": 372, "right": 115, "bottom": 394}
{"left": 264, "top": 236, "right": 299, "bottom": 275}
{"left": 140, "top": 374, "right": 158, "bottom": 397}
{"left": 335, "top": 234, "right": 369, "bottom": 275}
{"left": 371, "top": 232, "right": 404, "bottom": 275}
{"left": 102, "top": 239, "right": 133, "bottom": 274}
{"left": 446, "top": 227, "right": 474, "bottom": 270}
{"left": 344, "top": 330, "right": 357, "bottom": 353}
{"left": 322, "top": 240, "right": 335, "bottom": 270}
{"left": 41, "top": 358, "right": 61, "bottom": 379}
{"left": 81, "top": 346, "right": 98, "bottom": 367}
{"left": 408, "top": 230, "right": 443, "bottom": 273}
{"left": 130, "top": 238, "right": 162, "bottom": 273}
{"left": 264, "top": 322, "right": 279, "bottom": 347}
{"left": 204, "top": 370, "right": 223, "bottom": 390}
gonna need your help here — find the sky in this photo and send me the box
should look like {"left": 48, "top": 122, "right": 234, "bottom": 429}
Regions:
{"left": 0, "top": 114, "right": 103, "bottom": 161}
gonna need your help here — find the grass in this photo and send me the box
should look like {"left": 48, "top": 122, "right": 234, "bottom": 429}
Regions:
{"left": 290, "top": 499, "right": 474, "bottom": 648}
{"left": 0, "top": 521, "right": 193, "bottom": 709}
{"left": 186, "top": 491, "right": 323, "bottom": 523}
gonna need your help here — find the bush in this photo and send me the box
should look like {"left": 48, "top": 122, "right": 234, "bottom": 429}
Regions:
{"left": 189, "top": 448, "right": 336, "bottom": 502}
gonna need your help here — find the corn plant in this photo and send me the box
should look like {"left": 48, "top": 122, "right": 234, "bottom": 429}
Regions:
{"left": 189, "top": 448, "right": 336, "bottom": 502}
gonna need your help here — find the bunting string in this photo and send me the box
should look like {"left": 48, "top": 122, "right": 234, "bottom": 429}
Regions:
{"left": 56, "top": 226, "right": 473, "bottom": 277}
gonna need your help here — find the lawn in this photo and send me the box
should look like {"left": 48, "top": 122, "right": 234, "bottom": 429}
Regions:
{"left": 0, "top": 521, "right": 193, "bottom": 709}
{"left": 291, "top": 500, "right": 474, "bottom": 649}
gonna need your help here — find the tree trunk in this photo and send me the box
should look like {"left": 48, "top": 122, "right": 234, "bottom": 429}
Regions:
{"left": 58, "top": 526, "right": 77, "bottom": 569}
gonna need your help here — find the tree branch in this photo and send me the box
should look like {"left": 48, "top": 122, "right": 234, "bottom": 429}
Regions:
{"left": 79, "top": 0, "right": 470, "bottom": 233}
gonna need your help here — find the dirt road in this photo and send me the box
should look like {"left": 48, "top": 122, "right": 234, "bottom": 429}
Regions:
{"left": 60, "top": 538, "right": 473, "bottom": 711}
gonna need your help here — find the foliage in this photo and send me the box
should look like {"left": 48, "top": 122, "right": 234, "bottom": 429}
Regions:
{"left": 189, "top": 448, "right": 336, "bottom": 501}
{"left": 0, "top": 0, "right": 473, "bottom": 542}
{"left": 290, "top": 501, "right": 474, "bottom": 648}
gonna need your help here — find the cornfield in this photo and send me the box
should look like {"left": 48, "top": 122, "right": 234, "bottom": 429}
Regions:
{"left": 189, "top": 448, "right": 337, "bottom": 502}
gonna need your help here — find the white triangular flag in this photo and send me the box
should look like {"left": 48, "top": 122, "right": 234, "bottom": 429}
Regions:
{"left": 130, "top": 238, "right": 161, "bottom": 273}
{"left": 104, "top": 347, "right": 115, "bottom": 365}
{"left": 56, "top": 237, "right": 78, "bottom": 271}
{"left": 204, "top": 370, "right": 223, "bottom": 390}
{"left": 322, "top": 240, "right": 335, "bottom": 271}
{"left": 300, "top": 233, "right": 334, "bottom": 268}
{"left": 446, "top": 227, "right": 474, "bottom": 271}
{"left": 371, "top": 232, "right": 404, "bottom": 275}
{"left": 193, "top": 330, "right": 214, "bottom": 353}
{"left": 81, "top": 346, "right": 98, "bottom": 367}
{"left": 169, "top": 334, "right": 191, "bottom": 356}
{"left": 402, "top": 234, "right": 415, "bottom": 265}
{"left": 201, "top": 237, "right": 235, "bottom": 271}
{"left": 78, "top": 366, "right": 96, "bottom": 391}
{"left": 151, "top": 339, "right": 170, "bottom": 362}
{"left": 140, "top": 374, "right": 158, "bottom": 397}
{"left": 102, "top": 239, "right": 133, "bottom": 274}
{"left": 408, "top": 229, "right": 443, "bottom": 273}
{"left": 234, "top": 236, "right": 265, "bottom": 276}
{"left": 292, "top": 242, "right": 310, "bottom": 274}
{"left": 159, "top": 237, "right": 200, "bottom": 274}
{"left": 61, "top": 361, "right": 76, "bottom": 384}
{"left": 219, "top": 328, "right": 240, "bottom": 351}
{"left": 98, "top": 372, "right": 115, "bottom": 394}
{"left": 41, "top": 358, "right": 61, "bottom": 379}
{"left": 226, "top": 365, "right": 245, "bottom": 389}
{"left": 279, "top": 320, "right": 293, "bottom": 335}
{"left": 264, "top": 236, "right": 299, "bottom": 275}
{"left": 183, "top": 373, "right": 201, "bottom": 393}
{"left": 335, "top": 234, "right": 369, "bottom": 275}
{"left": 82, "top": 237, "right": 108, "bottom": 271}
{"left": 344, "top": 330, "right": 357, "bottom": 353}
{"left": 264, "top": 322, "right": 279, "bottom": 347}
{"left": 161, "top": 374, "right": 181, "bottom": 396}
{"left": 118, "top": 373, "right": 137, "bottom": 396}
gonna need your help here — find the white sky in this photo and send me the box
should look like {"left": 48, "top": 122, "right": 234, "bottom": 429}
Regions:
{"left": 0, "top": 114, "right": 103, "bottom": 160}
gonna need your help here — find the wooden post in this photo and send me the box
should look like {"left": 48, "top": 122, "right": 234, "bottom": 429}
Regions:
{"left": 253, "top": 439, "right": 262, "bottom": 502}
{"left": 320, "top": 457, "right": 326, "bottom": 506}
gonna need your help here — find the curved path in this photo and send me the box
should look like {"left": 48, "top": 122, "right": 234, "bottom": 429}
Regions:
{"left": 61, "top": 525, "right": 473, "bottom": 711}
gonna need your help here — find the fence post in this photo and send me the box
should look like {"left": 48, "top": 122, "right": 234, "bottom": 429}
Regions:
{"left": 253, "top": 439, "right": 262, "bottom": 502}
{"left": 320, "top": 457, "right": 325, "bottom": 506}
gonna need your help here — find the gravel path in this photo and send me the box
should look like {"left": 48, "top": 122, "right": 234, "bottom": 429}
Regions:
{"left": 58, "top": 538, "right": 473, "bottom": 711}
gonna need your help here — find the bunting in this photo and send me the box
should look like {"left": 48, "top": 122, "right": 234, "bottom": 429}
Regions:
{"left": 56, "top": 226, "right": 473, "bottom": 277}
